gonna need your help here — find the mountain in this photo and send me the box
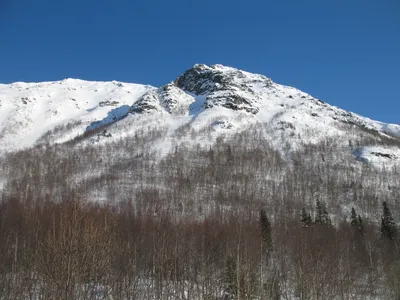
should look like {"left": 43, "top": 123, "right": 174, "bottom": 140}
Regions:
{"left": 1, "top": 64, "right": 400, "bottom": 222}
{"left": 1, "top": 64, "right": 400, "bottom": 167}
{"left": 1, "top": 64, "right": 400, "bottom": 299}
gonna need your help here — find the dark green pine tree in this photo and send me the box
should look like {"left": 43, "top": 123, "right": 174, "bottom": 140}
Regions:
{"left": 226, "top": 145, "right": 234, "bottom": 165}
{"left": 300, "top": 208, "right": 312, "bottom": 227}
{"left": 357, "top": 215, "right": 363, "bottom": 233}
{"left": 351, "top": 207, "right": 364, "bottom": 233}
{"left": 315, "top": 200, "right": 331, "bottom": 226}
{"left": 322, "top": 208, "right": 331, "bottom": 226}
{"left": 315, "top": 199, "right": 324, "bottom": 225}
{"left": 381, "top": 201, "right": 397, "bottom": 241}
{"left": 350, "top": 207, "right": 358, "bottom": 227}
{"left": 260, "top": 209, "right": 273, "bottom": 258}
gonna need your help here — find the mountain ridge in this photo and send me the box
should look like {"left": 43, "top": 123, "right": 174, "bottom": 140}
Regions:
{"left": 1, "top": 64, "right": 400, "bottom": 168}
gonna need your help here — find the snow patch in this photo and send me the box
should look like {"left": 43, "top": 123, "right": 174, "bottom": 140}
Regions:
{"left": 381, "top": 123, "right": 400, "bottom": 137}
{"left": 353, "top": 146, "right": 400, "bottom": 168}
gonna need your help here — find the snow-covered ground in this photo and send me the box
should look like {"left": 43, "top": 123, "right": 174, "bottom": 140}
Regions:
{"left": 0, "top": 79, "right": 152, "bottom": 151}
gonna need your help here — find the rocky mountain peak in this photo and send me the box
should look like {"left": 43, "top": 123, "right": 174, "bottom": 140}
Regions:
{"left": 175, "top": 64, "right": 272, "bottom": 96}
{"left": 172, "top": 64, "right": 274, "bottom": 114}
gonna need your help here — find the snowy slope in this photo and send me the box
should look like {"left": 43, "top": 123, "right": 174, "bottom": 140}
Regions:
{"left": 353, "top": 146, "right": 400, "bottom": 168}
{"left": 117, "top": 64, "right": 400, "bottom": 160}
{"left": 125, "top": 64, "right": 400, "bottom": 147}
{"left": 1, "top": 64, "right": 399, "bottom": 169}
{"left": 175, "top": 64, "right": 400, "bottom": 140}
{"left": 0, "top": 79, "right": 153, "bottom": 151}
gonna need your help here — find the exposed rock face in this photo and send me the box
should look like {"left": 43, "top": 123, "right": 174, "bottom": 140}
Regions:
{"left": 174, "top": 64, "right": 273, "bottom": 114}
{"left": 175, "top": 64, "right": 272, "bottom": 94}
{"left": 130, "top": 91, "right": 162, "bottom": 114}
{"left": 130, "top": 83, "right": 194, "bottom": 115}
{"left": 130, "top": 64, "right": 271, "bottom": 115}
{"left": 371, "top": 152, "right": 398, "bottom": 159}
{"left": 158, "top": 83, "right": 195, "bottom": 115}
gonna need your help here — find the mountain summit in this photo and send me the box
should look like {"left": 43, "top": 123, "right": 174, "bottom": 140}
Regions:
{"left": 175, "top": 64, "right": 272, "bottom": 114}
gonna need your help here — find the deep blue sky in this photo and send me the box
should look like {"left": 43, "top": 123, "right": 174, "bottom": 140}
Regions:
{"left": 1, "top": 0, "right": 399, "bottom": 123}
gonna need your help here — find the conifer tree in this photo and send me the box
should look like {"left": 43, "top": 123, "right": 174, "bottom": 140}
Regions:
{"left": 260, "top": 209, "right": 272, "bottom": 258}
{"left": 381, "top": 201, "right": 397, "bottom": 241}
{"left": 300, "top": 208, "right": 312, "bottom": 227}
{"left": 322, "top": 208, "right": 331, "bottom": 226}
{"left": 315, "top": 200, "right": 331, "bottom": 226}
{"left": 351, "top": 207, "right": 364, "bottom": 234}
{"left": 358, "top": 215, "right": 363, "bottom": 233}
{"left": 315, "top": 199, "right": 323, "bottom": 225}
{"left": 351, "top": 207, "right": 358, "bottom": 227}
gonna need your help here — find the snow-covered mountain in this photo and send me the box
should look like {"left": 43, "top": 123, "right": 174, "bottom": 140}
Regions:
{"left": 1, "top": 64, "right": 400, "bottom": 167}
{"left": 3, "top": 64, "right": 400, "bottom": 300}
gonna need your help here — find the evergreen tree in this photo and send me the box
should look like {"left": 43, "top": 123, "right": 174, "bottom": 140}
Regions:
{"left": 351, "top": 207, "right": 364, "bottom": 234}
{"left": 260, "top": 209, "right": 272, "bottom": 258}
{"left": 300, "top": 208, "right": 312, "bottom": 227}
{"left": 357, "top": 215, "right": 363, "bottom": 233}
{"left": 315, "top": 199, "right": 324, "bottom": 225}
{"left": 226, "top": 145, "right": 234, "bottom": 165}
{"left": 350, "top": 207, "right": 358, "bottom": 227}
{"left": 381, "top": 201, "right": 397, "bottom": 241}
{"left": 315, "top": 200, "right": 331, "bottom": 226}
{"left": 321, "top": 207, "right": 332, "bottom": 226}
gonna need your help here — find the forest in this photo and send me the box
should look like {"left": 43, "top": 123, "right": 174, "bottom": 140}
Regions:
{"left": 0, "top": 121, "right": 399, "bottom": 299}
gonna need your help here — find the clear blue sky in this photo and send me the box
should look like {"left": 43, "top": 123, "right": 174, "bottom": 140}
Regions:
{"left": 1, "top": 0, "right": 399, "bottom": 123}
